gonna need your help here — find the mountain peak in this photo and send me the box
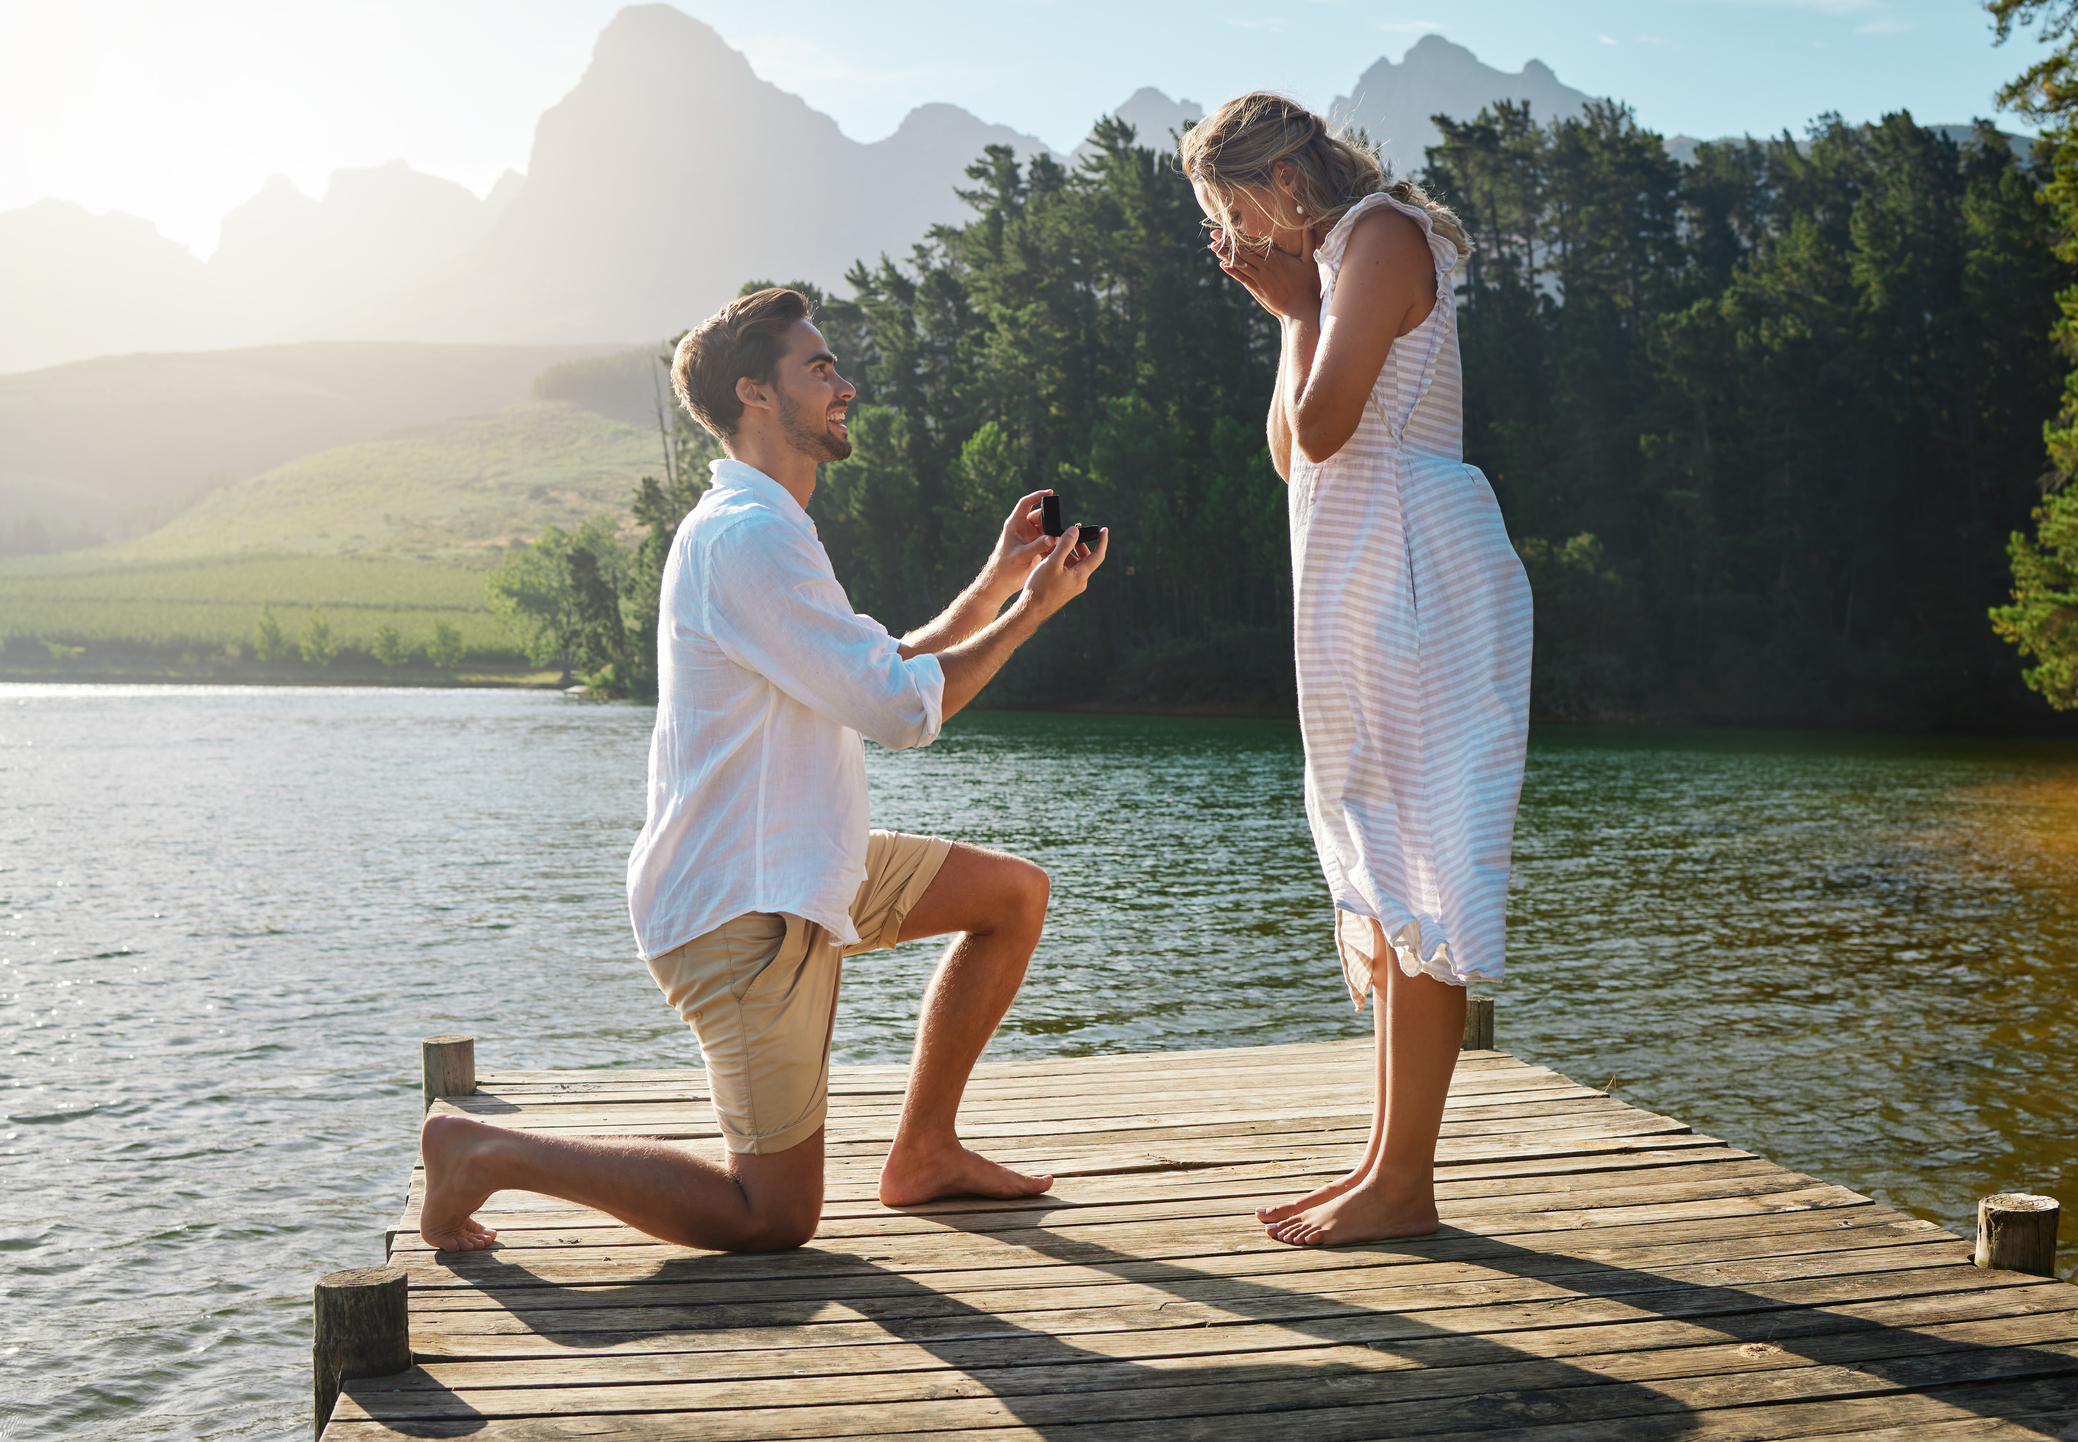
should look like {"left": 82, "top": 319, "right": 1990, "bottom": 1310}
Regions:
{"left": 1331, "top": 36, "right": 1591, "bottom": 168}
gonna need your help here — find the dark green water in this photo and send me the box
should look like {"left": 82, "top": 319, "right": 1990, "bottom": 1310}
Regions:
{"left": 2, "top": 688, "right": 2073, "bottom": 1437}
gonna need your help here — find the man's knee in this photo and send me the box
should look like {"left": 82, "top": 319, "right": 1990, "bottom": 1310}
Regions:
{"left": 737, "top": 1189, "right": 821, "bottom": 1251}
{"left": 1004, "top": 855, "right": 1048, "bottom": 933}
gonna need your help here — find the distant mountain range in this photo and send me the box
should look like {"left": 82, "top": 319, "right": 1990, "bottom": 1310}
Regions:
{"left": 0, "top": 3, "right": 2023, "bottom": 554}
{"left": 1, "top": 7, "right": 1613, "bottom": 378}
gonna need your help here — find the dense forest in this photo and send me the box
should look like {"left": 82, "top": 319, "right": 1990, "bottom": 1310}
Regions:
{"left": 521, "top": 99, "right": 2075, "bottom": 730}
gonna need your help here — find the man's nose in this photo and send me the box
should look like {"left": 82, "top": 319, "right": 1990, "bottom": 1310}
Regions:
{"left": 836, "top": 372, "right": 858, "bottom": 402}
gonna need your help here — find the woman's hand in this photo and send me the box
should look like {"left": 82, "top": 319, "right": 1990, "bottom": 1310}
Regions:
{"left": 1211, "top": 228, "right": 1322, "bottom": 322}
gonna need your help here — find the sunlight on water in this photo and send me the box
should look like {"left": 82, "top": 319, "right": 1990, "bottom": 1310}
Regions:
{"left": 1, "top": 688, "right": 2073, "bottom": 1437}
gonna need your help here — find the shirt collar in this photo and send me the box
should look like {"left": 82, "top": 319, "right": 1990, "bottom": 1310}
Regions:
{"left": 708, "top": 458, "right": 809, "bottom": 524}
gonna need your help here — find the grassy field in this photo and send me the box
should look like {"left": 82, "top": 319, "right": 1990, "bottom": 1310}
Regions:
{"left": 112, "top": 401, "right": 659, "bottom": 564}
{"left": 0, "top": 398, "right": 668, "bottom": 673}
{"left": 0, "top": 340, "right": 625, "bottom": 540}
{"left": 0, "top": 552, "right": 513, "bottom": 653}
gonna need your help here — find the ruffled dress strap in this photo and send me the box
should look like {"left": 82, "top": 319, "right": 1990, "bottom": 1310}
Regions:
{"left": 1312, "top": 190, "right": 1459, "bottom": 299}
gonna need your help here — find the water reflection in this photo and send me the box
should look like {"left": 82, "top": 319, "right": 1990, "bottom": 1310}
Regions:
{"left": 0, "top": 690, "right": 2072, "bottom": 1439}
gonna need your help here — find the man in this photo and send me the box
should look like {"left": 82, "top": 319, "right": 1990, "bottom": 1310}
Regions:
{"left": 418, "top": 287, "right": 1106, "bottom": 1252}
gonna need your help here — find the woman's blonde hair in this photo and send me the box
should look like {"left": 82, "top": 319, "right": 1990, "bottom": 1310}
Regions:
{"left": 1177, "top": 91, "right": 1469, "bottom": 262}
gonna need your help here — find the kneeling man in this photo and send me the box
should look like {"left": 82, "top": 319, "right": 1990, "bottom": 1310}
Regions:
{"left": 419, "top": 287, "right": 1106, "bottom": 1252}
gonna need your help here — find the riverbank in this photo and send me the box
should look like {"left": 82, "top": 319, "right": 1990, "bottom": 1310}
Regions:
{"left": 0, "top": 640, "right": 555, "bottom": 687}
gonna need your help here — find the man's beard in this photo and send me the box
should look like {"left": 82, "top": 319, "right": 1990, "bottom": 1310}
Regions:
{"left": 779, "top": 391, "right": 852, "bottom": 463}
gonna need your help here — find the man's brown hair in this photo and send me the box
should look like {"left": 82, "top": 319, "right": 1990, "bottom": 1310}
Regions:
{"left": 672, "top": 287, "right": 814, "bottom": 439}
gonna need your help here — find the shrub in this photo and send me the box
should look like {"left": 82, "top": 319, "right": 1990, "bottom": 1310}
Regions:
{"left": 371, "top": 621, "right": 413, "bottom": 666}
{"left": 253, "top": 604, "right": 289, "bottom": 662}
{"left": 427, "top": 621, "right": 467, "bottom": 669}
{"left": 299, "top": 608, "right": 339, "bottom": 666}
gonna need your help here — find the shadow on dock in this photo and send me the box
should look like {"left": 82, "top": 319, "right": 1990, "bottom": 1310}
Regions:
{"left": 374, "top": 1196, "right": 2078, "bottom": 1439}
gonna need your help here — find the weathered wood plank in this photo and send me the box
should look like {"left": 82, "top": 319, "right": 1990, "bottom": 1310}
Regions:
{"left": 330, "top": 1334, "right": 2078, "bottom": 1436}
{"left": 391, "top": 1144, "right": 1769, "bottom": 1240}
{"left": 391, "top": 1154, "right": 1797, "bottom": 1256}
{"left": 340, "top": 1312, "right": 2078, "bottom": 1423}
{"left": 389, "top": 1285, "right": 2078, "bottom": 1387}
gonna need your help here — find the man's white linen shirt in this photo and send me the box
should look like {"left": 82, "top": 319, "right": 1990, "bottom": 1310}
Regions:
{"left": 626, "top": 458, "right": 945, "bottom": 959}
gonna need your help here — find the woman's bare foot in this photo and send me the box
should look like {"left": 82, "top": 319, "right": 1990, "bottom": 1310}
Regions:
{"left": 878, "top": 1139, "right": 1053, "bottom": 1208}
{"left": 1265, "top": 1179, "right": 1440, "bottom": 1247}
{"left": 1256, "top": 1167, "right": 1369, "bottom": 1224}
{"left": 418, "top": 1113, "right": 501, "bottom": 1252}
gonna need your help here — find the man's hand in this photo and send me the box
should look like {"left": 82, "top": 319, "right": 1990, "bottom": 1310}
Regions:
{"left": 925, "top": 510, "right": 1108, "bottom": 720}
{"left": 1017, "top": 515, "right": 1106, "bottom": 619}
{"left": 982, "top": 489, "right": 1061, "bottom": 600}
{"left": 899, "top": 487, "right": 1106, "bottom": 676}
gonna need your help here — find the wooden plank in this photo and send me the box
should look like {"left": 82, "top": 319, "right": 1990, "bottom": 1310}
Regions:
{"left": 331, "top": 1334, "right": 2078, "bottom": 1435}
{"left": 391, "top": 1183, "right": 1886, "bottom": 1294}
{"left": 458, "top": 1066, "right": 1580, "bottom": 1110}
{"left": 390, "top": 1143, "right": 1766, "bottom": 1234}
{"left": 390, "top": 1286, "right": 2078, "bottom": 1387}
{"left": 391, "top": 1153, "right": 1796, "bottom": 1252}
{"left": 339, "top": 1312, "right": 2078, "bottom": 1423}
{"left": 402, "top": 1205, "right": 1939, "bottom": 1301}
{"left": 402, "top": 1221, "right": 1963, "bottom": 1318}
{"left": 400, "top": 1259, "right": 2046, "bottom": 1356}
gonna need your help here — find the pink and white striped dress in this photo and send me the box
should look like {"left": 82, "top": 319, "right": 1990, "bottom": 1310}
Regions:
{"left": 1288, "top": 191, "right": 1534, "bottom": 1002}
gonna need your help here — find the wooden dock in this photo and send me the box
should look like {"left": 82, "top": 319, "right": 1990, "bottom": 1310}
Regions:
{"left": 327, "top": 1039, "right": 2078, "bottom": 1440}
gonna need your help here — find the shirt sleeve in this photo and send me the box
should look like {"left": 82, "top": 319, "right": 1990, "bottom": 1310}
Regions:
{"left": 698, "top": 515, "right": 945, "bottom": 750}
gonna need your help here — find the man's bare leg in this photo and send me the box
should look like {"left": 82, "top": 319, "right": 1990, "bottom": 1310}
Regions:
{"left": 877, "top": 843, "right": 1056, "bottom": 1207}
{"left": 418, "top": 1115, "right": 823, "bottom": 1253}
{"left": 1267, "top": 962, "right": 1465, "bottom": 1246}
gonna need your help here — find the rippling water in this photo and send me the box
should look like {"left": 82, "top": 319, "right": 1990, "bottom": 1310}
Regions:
{"left": 3, "top": 687, "right": 2073, "bottom": 1438}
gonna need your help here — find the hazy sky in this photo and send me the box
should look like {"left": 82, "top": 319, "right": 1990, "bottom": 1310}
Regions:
{"left": 0, "top": 0, "right": 2046, "bottom": 256}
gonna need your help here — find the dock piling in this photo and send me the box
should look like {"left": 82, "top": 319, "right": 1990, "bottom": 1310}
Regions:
{"left": 1462, "top": 995, "right": 1494, "bottom": 1050}
{"left": 312, "top": 1264, "right": 409, "bottom": 1438}
{"left": 421, "top": 1033, "right": 475, "bottom": 1112}
{"left": 1975, "top": 1192, "right": 2061, "bottom": 1275}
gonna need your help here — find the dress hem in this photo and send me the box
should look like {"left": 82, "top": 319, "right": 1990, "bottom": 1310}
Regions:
{"left": 1335, "top": 909, "right": 1498, "bottom": 1007}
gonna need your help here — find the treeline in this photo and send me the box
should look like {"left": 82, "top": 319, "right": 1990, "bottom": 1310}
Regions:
{"left": 1431, "top": 102, "right": 2065, "bottom": 727}
{"left": 514, "top": 105, "right": 2073, "bottom": 728}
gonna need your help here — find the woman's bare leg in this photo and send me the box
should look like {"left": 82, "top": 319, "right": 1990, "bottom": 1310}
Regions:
{"left": 1267, "top": 961, "right": 1465, "bottom": 1246}
{"left": 1256, "top": 996, "right": 1386, "bottom": 1222}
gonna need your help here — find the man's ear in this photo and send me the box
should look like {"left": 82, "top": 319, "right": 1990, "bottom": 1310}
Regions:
{"left": 735, "top": 375, "right": 767, "bottom": 413}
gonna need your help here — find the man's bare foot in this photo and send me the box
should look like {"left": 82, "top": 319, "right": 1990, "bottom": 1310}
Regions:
{"left": 1256, "top": 1166, "right": 1369, "bottom": 1224}
{"left": 1265, "top": 1180, "right": 1439, "bottom": 1247}
{"left": 418, "top": 1113, "right": 501, "bottom": 1252}
{"left": 878, "top": 1139, "right": 1053, "bottom": 1208}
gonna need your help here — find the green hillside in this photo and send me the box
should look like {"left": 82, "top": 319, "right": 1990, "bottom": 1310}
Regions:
{"left": 115, "top": 401, "right": 659, "bottom": 563}
{"left": 0, "top": 340, "right": 629, "bottom": 550}
{"left": 0, "top": 400, "right": 667, "bottom": 676}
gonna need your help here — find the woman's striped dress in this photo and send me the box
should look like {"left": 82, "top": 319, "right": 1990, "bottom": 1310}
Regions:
{"left": 1287, "top": 191, "right": 1534, "bottom": 1003}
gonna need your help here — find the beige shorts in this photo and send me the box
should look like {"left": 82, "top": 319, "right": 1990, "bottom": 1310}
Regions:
{"left": 644, "top": 830, "right": 953, "bottom": 1155}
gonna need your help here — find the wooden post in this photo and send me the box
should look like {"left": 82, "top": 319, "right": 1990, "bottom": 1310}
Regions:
{"left": 1462, "top": 996, "right": 1494, "bottom": 1051}
{"left": 312, "top": 1264, "right": 409, "bottom": 1437}
{"left": 421, "top": 1034, "right": 474, "bottom": 1112}
{"left": 1975, "top": 1193, "right": 2061, "bottom": 1275}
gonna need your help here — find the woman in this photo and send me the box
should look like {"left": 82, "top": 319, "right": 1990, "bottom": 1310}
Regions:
{"left": 1180, "top": 94, "right": 1532, "bottom": 1246}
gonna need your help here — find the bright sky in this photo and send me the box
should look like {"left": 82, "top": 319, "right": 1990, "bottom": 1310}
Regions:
{"left": 0, "top": 0, "right": 2046, "bottom": 256}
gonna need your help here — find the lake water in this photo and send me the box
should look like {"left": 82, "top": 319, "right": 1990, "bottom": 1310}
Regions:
{"left": 3, "top": 686, "right": 2074, "bottom": 1439}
